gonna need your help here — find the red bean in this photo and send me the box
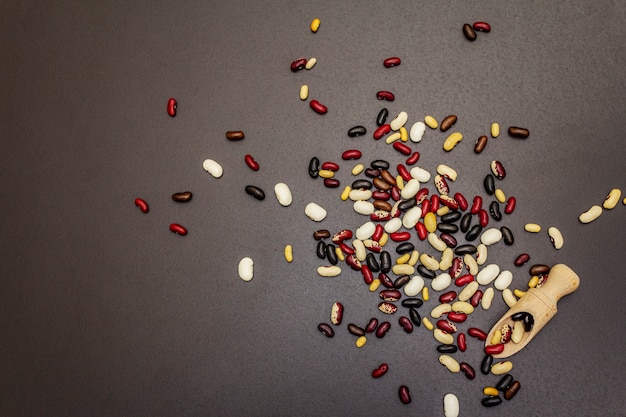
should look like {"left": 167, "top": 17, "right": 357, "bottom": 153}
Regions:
{"left": 376, "top": 91, "right": 395, "bottom": 101}
{"left": 406, "top": 151, "right": 420, "bottom": 165}
{"left": 244, "top": 154, "right": 260, "bottom": 171}
{"left": 437, "top": 320, "right": 457, "bottom": 334}
{"left": 372, "top": 224, "right": 384, "bottom": 241}
{"left": 447, "top": 312, "right": 467, "bottom": 323}
{"left": 372, "top": 191, "right": 391, "bottom": 201}
{"left": 439, "top": 290, "right": 458, "bottom": 304}
{"left": 323, "top": 178, "right": 340, "bottom": 188}
{"left": 468, "top": 327, "right": 488, "bottom": 341}
{"left": 372, "top": 363, "right": 389, "bottom": 378}
{"left": 399, "top": 316, "right": 414, "bottom": 333}
{"left": 414, "top": 188, "right": 429, "bottom": 205}
{"left": 473, "top": 21, "right": 491, "bottom": 32}
{"left": 362, "top": 265, "right": 374, "bottom": 285}
{"left": 169, "top": 223, "right": 187, "bottom": 236}
{"left": 365, "top": 318, "right": 379, "bottom": 333}
{"left": 470, "top": 196, "right": 483, "bottom": 214}
{"left": 479, "top": 209, "right": 489, "bottom": 227}
{"left": 455, "top": 274, "right": 474, "bottom": 286}
{"left": 397, "top": 164, "right": 411, "bottom": 181}
{"left": 134, "top": 198, "right": 149, "bottom": 213}
{"left": 373, "top": 124, "right": 391, "bottom": 140}
{"left": 375, "top": 321, "right": 391, "bottom": 338}
{"left": 332, "top": 229, "right": 352, "bottom": 243}
{"left": 440, "top": 195, "right": 459, "bottom": 210}
{"left": 459, "top": 362, "right": 475, "bottom": 379}
{"left": 390, "top": 232, "right": 411, "bottom": 242}
{"left": 310, "top": 100, "right": 327, "bottom": 114}
{"left": 430, "top": 194, "right": 440, "bottom": 213}
{"left": 290, "top": 57, "right": 307, "bottom": 72}
{"left": 167, "top": 98, "right": 177, "bottom": 117}
{"left": 342, "top": 149, "right": 362, "bottom": 160}
{"left": 454, "top": 192, "right": 468, "bottom": 211}
{"left": 339, "top": 243, "right": 354, "bottom": 255}
{"left": 399, "top": 385, "right": 411, "bottom": 404}
{"left": 504, "top": 196, "right": 517, "bottom": 214}
{"left": 415, "top": 222, "right": 427, "bottom": 241}
{"left": 485, "top": 343, "right": 505, "bottom": 355}
{"left": 458, "top": 333, "right": 467, "bottom": 352}
{"left": 421, "top": 200, "right": 431, "bottom": 218}
{"left": 321, "top": 161, "right": 339, "bottom": 171}
{"left": 393, "top": 141, "right": 411, "bottom": 155}
{"left": 470, "top": 289, "right": 483, "bottom": 307}
{"left": 383, "top": 57, "right": 401, "bottom": 68}
{"left": 390, "top": 186, "right": 401, "bottom": 201}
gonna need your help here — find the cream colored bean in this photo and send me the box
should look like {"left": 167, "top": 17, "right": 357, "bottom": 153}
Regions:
{"left": 432, "top": 273, "right": 452, "bottom": 291}
{"left": 439, "top": 355, "right": 460, "bottom": 372}
{"left": 431, "top": 303, "right": 452, "bottom": 318}
{"left": 299, "top": 84, "right": 309, "bottom": 100}
{"left": 434, "top": 328, "right": 455, "bottom": 345}
{"left": 428, "top": 233, "right": 448, "bottom": 252}
{"left": 481, "top": 228, "right": 503, "bottom": 246}
{"left": 353, "top": 200, "right": 375, "bottom": 215}
{"left": 502, "top": 288, "right": 517, "bottom": 308}
{"left": 274, "top": 183, "right": 293, "bottom": 206}
{"left": 422, "top": 316, "right": 434, "bottom": 330}
{"left": 408, "top": 250, "right": 420, "bottom": 266}
{"left": 425, "top": 115, "right": 438, "bottom": 129}
{"left": 410, "top": 121, "right": 426, "bottom": 142}
{"left": 443, "top": 132, "right": 463, "bottom": 152}
{"left": 458, "top": 281, "right": 479, "bottom": 302}
{"left": 481, "top": 287, "right": 495, "bottom": 310}
{"left": 404, "top": 275, "right": 425, "bottom": 297}
{"left": 524, "top": 223, "right": 542, "bottom": 233}
{"left": 353, "top": 239, "right": 367, "bottom": 261}
{"left": 390, "top": 111, "right": 408, "bottom": 130}
{"left": 451, "top": 301, "right": 474, "bottom": 314}
{"left": 349, "top": 189, "right": 372, "bottom": 201}
{"left": 491, "top": 122, "right": 500, "bottom": 138}
{"left": 410, "top": 166, "right": 431, "bottom": 182}
{"left": 355, "top": 221, "right": 376, "bottom": 240}
{"left": 402, "top": 206, "right": 422, "bottom": 229}
{"left": 603, "top": 188, "right": 622, "bottom": 209}
{"left": 400, "top": 179, "right": 421, "bottom": 200}
{"left": 494, "top": 270, "right": 513, "bottom": 291}
{"left": 491, "top": 361, "right": 513, "bottom": 375}
{"left": 202, "top": 158, "right": 224, "bottom": 178}
{"left": 384, "top": 217, "right": 403, "bottom": 234}
{"left": 476, "top": 243, "right": 487, "bottom": 265}
{"left": 420, "top": 253, "right": 440, "bottom": 271}
{"left": 437, "top": 206, "right": 449, "bottom": 217}
{"left": 464, "top": 253, "right": 479, "bottom": 275}
{"left": 385, "top": 132, "right": 402, "bottom": 144}
{"left": 436, "top": 164, "right": 458, "bottom": 181}
{"left": 548, "top": 226, "right": 564, "bottom": 250}
{"left": 351, "top": 163, "right": 364, "bottom": 175}
{"left": 317, "top": 265, "right": 342, "bottom": 277}
{"left": 443, "top": 393, "right": 460, "bottom": 417}
{"left": 305, "top": 57, "right": 317, "bottom": 69}
{"left": 305, "top": 202, "right": 327, "bottom": 221}
{"left": 511, "top": 320, "right": 524, "bottom": 343}
{"left": 238, "top": 257, "right": 254, "bottom": 281}
{"left": 579, "top": 205, "right": 602, "bottom": 223}
{"left": 439, "top": 248, "right": 454, "bottom": 270}
{"left": 392, "top": 264, "right": 415, "bottom": 276}
{"left": 477, "top": 264, "right": 500, "bottom": 285}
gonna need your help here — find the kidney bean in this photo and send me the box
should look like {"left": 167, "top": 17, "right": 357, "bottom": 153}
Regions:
{"left": 468, "top": 327, "right": 488, "bottom": 341}
{"left": 245, "top": 185, "right": 266, "bottom": 200}
{"left": 380, "top": 251, "right": 391, "bottom": 273}
{"left": 508, "top": 126, "right": 529, "bottom": 138}
{"left": 439, "top": 291, "right": 457, "bottom": 304}
{"left": 392, "top": 141, "right": 411, "bottom": 155}
{"left": 479, "top": 209, "right": 489, "bottom": 227}
{"left": 459, "top": 362, "right": 475, "bottom": 380}
{"left": 376, "top": 91, "right": 395, "bottom": 101}
{"left": 484, "top": 174, "right": 495, "bottom": 195}
{"left": 474, "top": 135, "right": 488, "bottom": 153}
{"left": 169, "top": 223, "right": 187, "bottom": 236}
{"left": 376, "top": 321, "right": 391, "bottom": 338}
{"left": 406, "top": 151, "right": 420, "bottom": 165}
{"left": 440, "top": 115, "right": 457, "bottom": 132}
{"left": 291, "top": 58, "right": 307, "bottom": 71}
{"left": 310, "top": 100, "right": 327, "bottom": 114}
{"left": 463, "top": 23, "right": 477, "bottom": 41}
{"left": 457, "top": 333, "right": 467, "bottom": 352}
{"left": 225, "top": 130, "right": 245, "bottom": 141}
{"left": 341, "top": 149, "right": 362, "bottom": 160}
{"left": 372, "top": 363, "right": 389, "bottom": 378}
{"left": 376, "top": 108, "right": 388, "bottom": 126}
{"left": 473, "top": 21, "right": 491, "bottom": 32}
{"left": 394, "top": 274, "right": 410, "bottom": 289}
{"left": 501, "top": 226, "right": 514, "bottom": 245}
{"left": 383, "top": 57, "right": 401, "bottom": 67}
{"left": 489, "top": 201, "right": 502, "bottom": 221}
{"left": 318, "top": 323, "right": 334, "bottom": 337}
{"left": 399, "top": 316, "right": 413, "bottom": 333}
{"left": 373, "top": 124, "right": 391, "bottom": 140}
{"left": 437, "top": 320, "right": 457, "bottom": 334}
{"left": 365, "top": 318, "right": 379, "bottom": 333}
{"left": 504, "top": 196, "right": 517, "bottom": 214}
{"left": 470, "top": 289, "right": 483, "bottom": 307}
{"left": 242, "top": 154, "right": 259, "bottom": 171}
{"left": 348, "top": 126, "right": 367, "bottom": 137}
{"left": 504, "top": 381, "right": 521, "bottom": 400}
{"left": 134, "top": 198, "right": 149, "bottom": 213}
{"left": 399, "top": 386, "right": 411, "bottom": 404}
{"left": 485, "top": 343, "right": 505, "bottom": 355}
{"left": 481, "top": 354, "right": 494, "bottom": 375}
{"left": 167, "top": 98, "right": 177, "bottom": 117}
{"left": 530, "top": 264, "right": 550, "bottom": 276}
{"left": 470, "top": 196, "right": 483, "bottom": 214}
{"left": 389, "top": 231, "right": 410, "bottom": 242}
{"left": 437, "top": 344, "right": 458, "bottom": 354}
{"left": 447, "top": 312, "right": 467, "bottom": 323}
{"left": 308, "top": 157, "right": 320, "bottom": 178}
{"left": 396, "top": 164, "right": 411, "bottom": 181}
{"left": 323, "top": 178, "right": 340, "bottom": 188}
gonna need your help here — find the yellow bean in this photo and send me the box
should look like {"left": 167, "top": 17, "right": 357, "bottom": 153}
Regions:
{"left": 436, "top": 206, "right": 450, "bottom": 216}
{"left": 491, "top": 122, "right": 500, "bottom": 138}
{"left": 284, "top": 244, "right": 293, "bottom": 263}
{"left": 443, "top": 132, "right": 463, "bottom": 152}
{"left": 299, "top": 85, "right": 309, "bottom": 100}
{"left": 528, "top": 276, "right": 539, "bottom": 288}
{"left": 352, "top": 163, "right": 364, "bottom": 175}
{"left": 408, "top": 250, "right": 420, "bottom": 266}
{"left": 424, "top": 212, "right": 437, "bottom": 232}
{"left": 524, "top": 223, "right": 541, "bottom": 233}
{"left": 514, "top": 289, "right": 527, "bottom": 298}
{"left": 369, "top": 279, "right": 381, "bottom": 292}
{"left": 340, "top": 186, "right": 352, "bottom": 201}
{"left": 422, "top": 287, "right": 429, "bottom": 301}
{"left": 490, "top": 330, "right": 502, "bottom": 346}
{"left": 483, "top": 387, "right": 499, "bottom": 396}
{"left": 305, "top": 57, "right": 317, "bottom": 70}
{"left": 396, "top": 253, "right": 411, "bottom": 264}
{"left": 400, "top": 126, "right": 408, "bottom": 142}
{"left": 379, "top": 232, "right": 389, "bottom": 247}
{"left": 396, "top": 176, "right": 404, "bottom": 190}
{"left": 385, "top": 132, "right": 402, "bottom": 144}
{"left": 424, "top": 115, "right": 438, "bottom": 129}
{"left": 335, "top": 246, "right": 345, "bottom": 261}
{"left": 422, "top": 316, "right": 434, "bottom": 330}
{"left": 495, "top": 188, "right": 506, "bottom": 203}
{"left": 355, "top": 335, "right": 367, "bottom": 348}
{"left": 310, "top": 18, "right": 321, "bottom": 33}
{"left": 318, "top": 169, "right": 334, "bottom": 179}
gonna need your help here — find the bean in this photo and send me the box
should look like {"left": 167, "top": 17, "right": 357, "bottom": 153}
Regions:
{"left": 169, "top": 223, "right": 187, "bottom": 236}
{"left": 225, "top": 130, "right": 244, "bottom": 141}
{"left": 415, "top": 265, "right": 435, "bottom": 279}
{"left": 399, "top": 385, "right": 411, "bottom": 404}
{"left": 202, "top": 158, "right": 224, "bottom": 178}
{"left": 482, "top": 396, "right": 502, "bottom": 407}
{"left": 470, "top": 196, "right": 483, "bottom": 214}
{"left": 305, "top": 58, "right": 317, "bottom": 70}
{"left": 283, "top": 244, "right": 294, "bottom": 263}
{"left": 308, "top": 157, "right": 320, "bottom": 178}
{"left": 326, "top": 244, "right": 338, "bottom": 265}
{"left": 365, "top": 253, "right": 380, "bottom": 272}
{"left": 508, "top": 126, "right": 529, "bottom": 138}
{"left": 365, "top": 318, "right": 379, "bottom": 333}
{"left": 437, "top": 320, "right": 457, "bottom": 334}
{"left": 579, "top": 205, "right": 602, "bottom": 223}
{"left": 494, "top": 189, "right": 506, "bottom": 203}
{"left": 299, "top": 84, "right": 309, "bottom": 100}
{"left": 305, "top": 203, "right": 327, "bottom": 221}
{"left": 355, "top": 336, "right": 367, "bottom": 348}
{"left": 318, "top": 323, "right": 334, "bottom": 337}
{"left": 317, "top": 265, "right": 342, "bottom": 277}
{"left": 455, "top": 244, "right": 477, "bottom": 255}
{"left": 443, "top": 393, "right": 460, "bottom": 417}
{"left": 476, "top": 244, "right": 487, "bottom": 265}
{"left": 396, "top": 242, "right": 415, "bottom": 255}
{"left": 291, "top": 58, "right": 307, "bottom": 71}
{"left": 378, "top": 302, "right": 398, "bottom": 314}
{"left": 376, "top": 321, "right": 391, "bottom": 338}
{"left": 485, "top": 343, "right": 505, "bottom": 355}
{"left": 463, "top": 23, "right": 477, "bottom": 41}
{"left": 470, "top": 289, "right": 483, "bottom": 307}
{"left": 547, "top": 226, "right": 564, "bottom": 249}
{"left": 484, "top": 387, "right": 499, "bottom": 397}
{"left": 504, "top": 196, "right": 517, "bottom": 214}
{"left": 504, "top": 380, "right": 521, "bottom": 400}
{"left": 484, "top": 174, "right": 495, "bottom": 195}
{"left": 134, "top": 198, "right": 149, "bottom": 213}
{"left": 491, "top": 361, "right": 513, "bottom": 375}
{"left": 459, "top": 213, "right": 472, "bottom": 233}
{"left": 529, "top": 264, "right": 550, "bottom": 276}
{"left": 309, "top": 99, "right": 327, "bottom": 114}
{"left": 447, "top": 312, "right": 467, "bottom": 323}
{"left": 440, "top": 115, "right": 457, "bottom": 132}
{"left": 431, "top": 303, "right": 452, "bottom": 318}
{"left": 342, "top": 149, "right": 362, "bottom": 160}
{"left": 383, "top": 57, "right": 401, "bottom": 67}
{"left": 416, "top": 222, "right": 428, "bottom": 241}
{"left": 501, "top": 226, "right": 514, "bottom": 245}
{"left": 399, "top": 316, "right": 414, "bottom": 333}
{"left": 372, "top": 363, "right": 389, "bottom": 378}
{"left": 310, "top": 17, "right": 321, "bottom": 32}
{"left": 238, "top": 257, "right": 254, "bottom": 281}
{"left": 329, "top": 302, "right": 344, "bottom": 325}
{"left": 457, "top": 333, "right": 467, "bottom": 352}
{"left": 406, "top": 151, "right": 421, "bottom": 164}
{"left": 394, "top": 274, "right": 411, "bottom": 289}
{"left": 458, "top": 281, "right": 479, "bottom": 302}
{"left": 348, "top": 126, "right": 367, "bottom": 137}
{"left": 243, "top": 154, "right": 260, "bottom": 171}
{"left": 603, "top": 188, "right": 622, "bottom": 209}
{"left": 468, "top": 327, "right": 487, "bottom": 341}
{"left": 439, "top": 354, "right": 460, "bottom": 372}
{"left": 422, "top": 316, "right": 434, "bottom": 330}
{"left": 474, "top": 135, "right": 488, "bottom": 153}
{"left": 473, "top": 21, "right": 491, "bottom": 32}
{"left": 167, "top": 98, "right": 177, "bottom": 117}
{"left": 458, "top": 362, "right": 475, "bottom": 381}
{"left": 465, "top": 224, "right": 482, "bottom": 241}
{"left": 323, "top": 178, "right": 340, "bottom": 188}
{"left": 524, "top": 223, "right": 541, "bottom": 233}
{"left": 245, "top": 185, "right": 265, "bottom": 200}
{"left": 443, "top": 132, "right": 463, "bottom": 151}
{"left": 409, "top": 308, "right": 421, "bottom": 326}
{"left": 348, "top": 323, "right": 366, "bottom": 337}
{"left": 439, "top": 291, "right": 457, "bottom": 304}
{"left": 490, "top": 160, "right": 506, "bottom": 179}
{"left": 502, "top": 289, "right": 517, "bottom": 307}
{"left": 380, "top": 251, "right": 391, "bottom": 273}
{"left": 376, "top": 108, "right": 389, "bottom": 126}
{"left": 376, "top": 91, "right": 395, "bottom": 101}
{"left": 437, "top": 344, "right": 458, "bottom": 354}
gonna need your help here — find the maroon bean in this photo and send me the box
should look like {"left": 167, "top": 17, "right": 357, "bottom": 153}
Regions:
{"left": 380, "top": 289, "right": 402, "bottom": 302}
{"left": 134, "top": 198, "right": 149, "bottom": 213}
{"left": 454, "top": 192, "right": 468, "bottom": 211}
{"left": 290, "top": 58, "right": 307, "bottom": 72}
{"left": 436, "top": 320, "right": 457, "bottom": 334}
{"left": 372, "top": 363, "right": 389, "bottom": 378}
{"left": 399, "top": 385, "right": 411, "bottom": 404}
{"left": 470, "top": 196, "right": 483, "bottom": 214}
{"left": 323, "top": 178, "right": 340, "bottom": 188}
{"left": 362, "top": 265, "right": 374, "bottom": 285}
{"left": 342, "top": 149, "right": 362, "bottom": 160}
{"left": 468, "top": 327, "right": 488, "bottom": 341}
{"left": 457, "top": 333, "right": 467, "bottom": 352}
{"left": 372, "top": 190, "right": 391, "bottom": 201}
{"left": 485, "top": 343, "right": 505, "bottom": 355}
{"left": 455, "top": 274, "right": 474, "bottom": 286}
{"left": 447, "top": 312, "right": 467, "bottom": 323}
{"left": 309, "top": 99, "right": 328, "bottom": 114}
{"left": 406, "top": 151, "right": 420, "bottom": 165}
{"left": 393, "top": 141, "right": 411, "bottom": 155}
{"left": 504, "top": 196, "right": 517, "bottom": 214}
{"left": 460, "top": 362, "right": 476, "bottom": 380}
{"left": 383, "top": 57, "right": 401, "bottom": 68}
{"left": 399, "top": 316, "right": 413, "bottom": 333}
{"left": 318, "top": 323, "right": 334, "bottom": 337}
{"left": 473, "top": 21, "right": 491, "bottom": 32}
{"left": 169, "top": 223, "right": 187, "bottom": 236}
{"left": 365, "top": 318, "right": 379, "bottom": 333}
{"left": 375, "top": 321, "right": 391, "bottom": 338}
{"left": 397, "top": 164, "right": 411, "bottom": 181}
{"left": 514, "top": 253, "right": 530, "bottom": 267}
{"left": 390, "top": 186, "right": 401, "bottom": 201}
{"left": 379, "top": 273, "right": 395, "bottom": 289}
{"left": 167, "top": 98, "right": 177, "bottom": 117}
{"left": 373, "top": 124, "right": 391, "bottom": 140}
{"left": 508, "top": 126, "right": 530, "bottom": 138}
{"left": 439, "top": 290, "right": 457, "bottom": 304}
{"left": 376, "top": 91, "right": 395, "bottom": 101}
{"left": 244, "top": 154, "right": 259, "bottom": 171}
{"left": 470, "top": 289, "right": 483, "bottom": 307}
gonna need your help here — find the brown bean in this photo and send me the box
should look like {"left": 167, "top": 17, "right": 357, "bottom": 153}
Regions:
{"left": 474, "top": 135, "right": 488, "bottom": 153}
{"left": 440, "top": 115, "right": 457, "bottom": 132}
{"left": 504, "top": 380, "right": 521, "bottom": 400}
{"left": 347, "top": 323, "right": 365, "bottom": 336}
{"left": 463, "top": 23, "right": 477, "bottom": 41}
{"left": 508, "top": 126, "right": 529, "bottom": 138}
{"left": 172, "top": 191, "right": 192, "bottom": 202}
{"left": 225, "top": 130, "right": 245, "bottom": 140}
{"left": 529, "top": 264, "right": 550, "bottom": 276}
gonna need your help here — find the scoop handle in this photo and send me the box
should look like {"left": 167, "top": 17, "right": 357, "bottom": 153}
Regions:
{"left": 539, "top": 264, "right": 580, "bottom": 305}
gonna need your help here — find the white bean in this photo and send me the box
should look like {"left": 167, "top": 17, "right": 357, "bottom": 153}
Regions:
{"left": 480, "top": 228, "right": 503, "bottom": 246}
{"left": 349, "top": 189, "right": 372, "bottom": 201}
{"left": 390, "top": 111, "right": 408, "bottom": 131}
{"left": 494, "top": 270, "right": 513, "bottom": 290}
{"left": 305, "top": 202, "right": 327, "bottom": 221}
{"left": 502, "top": 288, "right": 517, "bottom": 307}
{"left": 317, "top": 265, "right": 342, "bottom": 277}
{"left": 477, "top": 264, "right": 500, "bottom": 285}
{"left": 463, "top": 253, "right": 478, "bottom": 275}
{"left": 352, "top": 239, "right": 366, "bottom": 261}
{"left": 202, "top": 158, "right": 223, "bottom": 178}
{"left": 548, "top": 226, "right": 564, "bottom": 250}
{"left": 353, "top": 200, "right": 375, "bottom": 215}
{"left": 579, "top": 205, "right": 602, "bottom": 223}
{"left": 436, "top": 164, "right": 457, "bottom": 181}
{"left": 402, "top": 206, "right": 422, "bottom": 229}
{"left": 404, "top": 275, "right": 425, "bottom": 297}
{"left": 274, "top": 183, "right": 292, "bottom": 206}
{"left": 384, "top": 217, "right": 403, "bottom": 234}
{"left": 432, "top": 273, "right": 452, "bottom": 291}
{"left": 400, "top": 179, "right": 420, "bottom": 200}
{"left": 355, "top": 221, "right": 376, "bottom": 240}
{"left": 410, "top": 166, "right": 431, "bottom": 182}
{"left": 428, "top": 233, "right": 448, "bottom": 252}
{"left": 443, "top": 393, "right": 460, "bottom": 417}
{"left": 238, "top": 257, "right": 254, "bottom": 281}
{"left": 476, "top": 243, "right": 488, "bottom": 265}
{"left": 409, "top": 121, "right": 426, "bottom": 142}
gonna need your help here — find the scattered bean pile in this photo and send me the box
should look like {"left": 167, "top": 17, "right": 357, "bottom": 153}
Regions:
{"left": 132, "top": 17, "right": 625, "bottom": 416}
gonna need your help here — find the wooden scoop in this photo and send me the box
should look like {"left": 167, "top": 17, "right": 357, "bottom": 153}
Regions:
{"left": 485, "top": 263, "right": 580, "bottom": 359}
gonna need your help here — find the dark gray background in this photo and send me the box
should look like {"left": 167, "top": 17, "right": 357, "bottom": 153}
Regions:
{"left": 1, "top": 1, "right": 625, "bottom": 416}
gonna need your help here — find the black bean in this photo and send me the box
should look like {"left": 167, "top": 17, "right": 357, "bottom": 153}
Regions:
{"left": 409, "top": 307, "right": 421, "bottom": 326}
{"left": 495, "top": 374, "right": 514, "bottom": 392}
{"left": 489, "top": 200, "right": 502, "bottom": 221}
{"left": 481, "top": 354, "right": 493, "bottom": 375}
{"left": 501, "top": 226, "right": 514, "bottom": 245}
{"left": 396, "top": 242, "right": 414, "bottom": 254}
{"left": 366, "top": 253, "right": 380, "bottom": 272}
{"left": 308, "top": 157, "right": 320, "bottom": 178}
{"left": 380, "top": 251, "right": 391, "bottom": 273}
{"left": 417, "top": 264, "right": 436, "bottom": 279}
{"left": 352, "top": 179, "right": 373, "bottom": 190}
{"left": 465, "top": 224, "right": 482, "bottom": 241}
{"left": 348, "top": 125, "right": 367, "bottom": 137}
{"left": 245, "top": 185, "right": 265, "bottom": 200}
{"left": 481, "top": 396, "right": 502, "bottom": 408}
{"left": 455, "top": 244, "right": 477, "bottom": 255}
{"left": 398, "top": 198, "right": 417, "bottom": 211}
{"left": 441, "top": 210, "right": 462, "bottom": 223}
{"left": 484, "top": 174, "right": 495, "bottom": 195}
{"left": 401, "top": 298, "right": 423, "bottom": 308}
{"left": 437, "top": 344, "right": 458, "bottom": 354}
{"left": 371, "top": 159, "right": 390, "bottom": 170}
{"left": 460, "top": 212, "right": 472, "bottom": 233}
{"left": 376, "top": 108, "right": 389, "bottom": 126}
{"left": 437, "top": 223, "right": 459, "bottom": 233}
{"left": 326, "top": 243, "right": 338, "bottom": 265}
{"left": 316, "top": 241, "right": 326, "bottom": 259}
{"left": 394, "top": 274, "right": 410, "bottom": 289}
